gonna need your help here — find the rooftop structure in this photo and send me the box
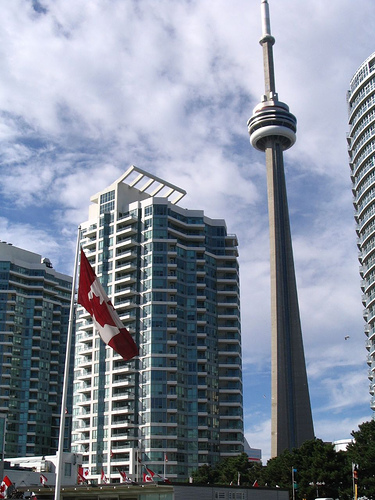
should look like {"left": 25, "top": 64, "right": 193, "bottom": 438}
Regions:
{"left": 4, "top": 452, "right": 82, "bottom": 487}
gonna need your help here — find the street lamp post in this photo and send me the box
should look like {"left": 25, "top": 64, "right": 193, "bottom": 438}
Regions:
{"left": 292, "top": 468, "right": 297, "bottom": 500}
{"left": 309, "top": 481, "right": 325, "bottom": 497}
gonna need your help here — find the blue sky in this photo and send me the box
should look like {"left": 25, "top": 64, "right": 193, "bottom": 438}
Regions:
{"left": 1, "top": 0, "right": 374, "bottom": 462}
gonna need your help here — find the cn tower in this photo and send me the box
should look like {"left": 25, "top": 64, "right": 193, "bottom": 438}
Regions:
{"left": 248, "top": 0, "right": 314, "bottom": 456}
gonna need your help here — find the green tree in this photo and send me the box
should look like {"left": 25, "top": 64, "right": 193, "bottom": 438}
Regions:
{"left": 244, "top": 461, "right": 264, "bottom": 487}
{"left": 215, "top": 453, "right": 248, "bottom": 485}
{"left": 292, "top": 439, "right": 351, "bottom": 500}
{"left": 191, "top": 464, "right": 218, "bottom": 484}
{"left": 262, "top": 439, "right": 351, "bottom": 500}
{"left": 346, "top": 420, "right": 375, "bottom": 500}
{"left": 190, "top": 420, "right": 375, "bottom": 497}
{"left": 191, "top": 453, "right": 264, "bottom": 486}
{"left": 215, "top": 453, "right": 263, "bottom": 486}
{"left": 262, "top": 448, "right": 294, "bottom": 489}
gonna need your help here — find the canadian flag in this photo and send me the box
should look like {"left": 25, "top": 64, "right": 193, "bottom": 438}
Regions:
{"left": 117, "top": 469, "right": 132, "bottom": 483}
{"left": 78, "top": 249, "right": 138, "bottom": 361}
{"left": 40, "top": 474, "right": 48, "bottom": 486}
{"left": 101, "top": 468, "right": 108, "bottom": 484}
{"left": 0, "top": 476, "right": 12, "bottom": 499}
{"left": 77, "top": 466, "right": 89, "bottom": 484}
{"left": 143, "top": 467, "right": 155, "bottom": 483}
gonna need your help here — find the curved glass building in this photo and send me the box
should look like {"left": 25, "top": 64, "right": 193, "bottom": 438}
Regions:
{"left": 347, "top": 52, "right": 375, "bottom": 411}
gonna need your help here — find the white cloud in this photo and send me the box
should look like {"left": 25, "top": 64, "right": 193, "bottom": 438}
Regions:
{"left": 315, "top": 415, "right": 371, "bottom": 445}
{"left": 245, "top": 418, "right": 271, "bottom": 463}
{"left": 0, "top": 0, "right": 374, "bottom": 459}
{"left": 0, "top": 217, "right": 64, "bottom": 268}
{"left": 315, "top": 369, "right": 369, "bottom": 413}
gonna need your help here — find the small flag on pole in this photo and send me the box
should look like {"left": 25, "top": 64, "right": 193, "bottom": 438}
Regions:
{"left": 157, "top": 475, "right": 171, "bottom": 484}
{"left": 78, "top": 249, "right": 138, "bottom": 361}
{"left": 118, "top": 469, "right": 127, "bottom": 482}
{"left": 101, "top": 468, "right": 108, "bottom": 484}
{"left": 0, "top": 476, "right": 12, "bottom": 499}
{"left": 77, "top": 466, "right": 89, "bottom": 484}
{"left": 143, "top": 466, "right": 155, "bottom": 483}
{"left": 117, "top": 468, "right": 133, "bottom": 484}
{"left": 40, "top": 474, "right": 48, "bottom": 486}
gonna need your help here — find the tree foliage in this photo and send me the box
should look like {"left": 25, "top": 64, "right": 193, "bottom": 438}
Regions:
{"left": 262, "top": 439, "right": 351, "bottom": 500}
{"left": 191, "top": 453, "right": 263, "bottom": 486}
{"left": 346, "top": 420, "right": 375, "bottom": 499}
{"left": 191, "top": 420, "right": 375, "bottom": 499}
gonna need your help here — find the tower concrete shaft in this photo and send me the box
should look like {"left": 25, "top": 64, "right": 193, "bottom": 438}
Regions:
{"left": 248, "top": 0, "right": 314, "bottom": 457}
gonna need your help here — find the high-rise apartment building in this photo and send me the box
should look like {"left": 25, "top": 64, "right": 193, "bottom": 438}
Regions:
{"left": 72, "top": 165, "right": 244, "bottom": 482}
{"left": 0, "top": 242, "right": 72, "bottom": 457}
{"left": 347, "top": 52, "right": 375, "bottom": 411}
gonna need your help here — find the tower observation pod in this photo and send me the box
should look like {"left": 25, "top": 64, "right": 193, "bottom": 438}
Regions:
{"left": 248, "top": 0, "right": 296, "bottom": 152}
{"left": 247, "top": 0, "right": 314, "bottom": 457}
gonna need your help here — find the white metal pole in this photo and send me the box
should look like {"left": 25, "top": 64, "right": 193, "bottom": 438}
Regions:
{"left": 137, "top": 440, "right": 142, "bottom": 483}
{"left": 107, "top": 447, "right": 111, "bottom": 483}
{"left": 54, "top": 226, "right": 81, "bottom": 500}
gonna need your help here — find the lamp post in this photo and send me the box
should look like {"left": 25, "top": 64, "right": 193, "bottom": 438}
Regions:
{"left": 292, "top": 468, "right": 297, "bottom": 500}
{"left": 309, "top": 481, "right": 325, "bottom": 497}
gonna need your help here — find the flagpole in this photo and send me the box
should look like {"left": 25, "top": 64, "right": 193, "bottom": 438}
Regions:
{"left": 54, "top": 226, "right": 81, "bottom": 500}
{"left": 137, "top": 440, "right": 142, "bottom": 483}
{"left": 107, "top": 448, "right": 111, "bottom": 483}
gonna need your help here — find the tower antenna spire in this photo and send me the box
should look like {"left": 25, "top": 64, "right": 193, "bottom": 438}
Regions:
{"left": 261, "top": 0, "right": 272, "bottom": 39}
{"left": 259, "top": 0, "right": 277, "bottom": 100}
{"left": 247, "top": 0, "right": 314, "bottom": 457}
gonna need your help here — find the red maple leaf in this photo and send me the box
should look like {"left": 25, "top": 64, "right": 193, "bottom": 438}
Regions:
{"left": 89, "top": 293, "right": 117, "bottom": 328}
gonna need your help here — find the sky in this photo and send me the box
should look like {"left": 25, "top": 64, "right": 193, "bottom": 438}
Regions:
{"left": 0, "top": 0, "right": 374, "bottom": 463}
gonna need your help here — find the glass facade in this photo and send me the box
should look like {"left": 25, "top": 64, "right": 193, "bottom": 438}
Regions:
{"left": 0, "top": 413, "right": 6, "bottom": 459}
{"left": 72, "top": 167, "right": 244, "bottom": 482}
{"left": 348, "top": 52, "right": 375, "bottom": 411}
{"left": 0, "top": 244, "right": 72, "bottom": 457}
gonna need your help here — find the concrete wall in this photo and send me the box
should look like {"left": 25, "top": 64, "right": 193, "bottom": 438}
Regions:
{"left": 173, "top": 484, "right": 289, "bottom": 500}
{"left": 15, "top": 483, "right": 289, "bottom": 500}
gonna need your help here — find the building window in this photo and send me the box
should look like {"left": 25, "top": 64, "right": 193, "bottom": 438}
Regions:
{"left": 64, "top": 462, "right": 72, "bottom": 476}
{"left": 100, "top": 191, "right": 115, "bottom": 204}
